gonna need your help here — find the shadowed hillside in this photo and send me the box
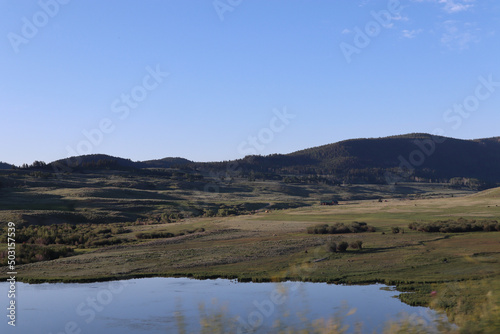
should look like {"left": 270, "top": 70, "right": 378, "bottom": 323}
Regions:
{"left": 286, "top": 133, "right": 500, "bottom": 181}
{"left": 0, "top": 162, "right": 12, "bottom": 170}
{"left": 188, "top": 133, "right": 500, "bottom": 185}
{"left": 469, "top": 186, "right": 500, "bottom": 198}
{"left": 8, "top": 133, "right": 500, "bottom": 185}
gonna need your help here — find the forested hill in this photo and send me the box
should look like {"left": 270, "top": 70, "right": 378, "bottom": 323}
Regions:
{"left": 46, "top": 154, "right": 191, "bottom": 171}
{"left": 0, "top": 162, "right": 13, "bottom": 170}
{"left": 285, "top": 133, "right": 500, "bottom": 180}
{"left": 191, "top": 133, "right": 500, "bottom": 184}
{"left": 9, "top": 133, "right": 500, "bottom": 184}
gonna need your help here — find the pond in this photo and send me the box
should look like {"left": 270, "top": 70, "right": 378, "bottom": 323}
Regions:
{"left": 0, "top": 277, "right": 447, "bottom": 333}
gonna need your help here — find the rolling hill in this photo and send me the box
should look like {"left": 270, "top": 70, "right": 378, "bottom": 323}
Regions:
{"left": 469, "top": 186, "right": 500, "bottom": 198}
{"left": 285, "top": 133, "right": 500, "bottom": 181}
{"left": 188, "top": 133, "right": 500, "bottom": 184}
{"left": 0, "top": 162, "right": 13, "bottom": 170}
{"left": 48, "top": 154, "right": 191, "bottom": 170}
{"left": 11, "top": 133, "right": 500, "bottom": 184}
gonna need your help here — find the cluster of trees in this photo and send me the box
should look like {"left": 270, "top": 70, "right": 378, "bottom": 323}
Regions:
{"left": 155, "top": 203, "right": 267, "bottom": 223}
{"left": 203, "top": 208, "right": 237, "bottom": 218}
{"left": 202, "top": 203, "right": 266, "bottom": 218}
{"left": 29, "top": 171, "right": 52, "bottom": 178}
{"left": 160, "top": 212, "right": 186, "bottom": 223}
{"left": 307, "top": 222, "right": 375, "bottom": 234}
{"left": 448, "top": 177, "right": 491, "bottom": 190}
{"left": 145, "top": 203, "right": 270, "bottom": 225}
{"left": 1, "top": 223, "right": 130, "bottom": 248}
{"left": 135, "top": 227, "right": 205, "bottom": 239}
{"left": 19, "top": 160, "right": 48, "bottom": 169}
{"left": 282, "top": 175, "right": 337, "bottom": 185}
{"left": 391, "top": 227, "right": 404, "bottom": 234}
{"left": 10, "top": 134, "right": 500, "bottom": 185}
{"left": 78, "top": 159, "right": 122, "bottom": 169}
{"left": 408, "top": 218, "right": 500, "bottom": 233}
{"left": 0, "top": 223, "right": 135, "bottom": 266}
{"left": 190, "top": 134, "right": 500, "bottom": 184}
{"left": 326, "top": 239, "right": 363, "bottom": 253}
{"left": 0, "top": 244, "right": 74, "bottom": 265}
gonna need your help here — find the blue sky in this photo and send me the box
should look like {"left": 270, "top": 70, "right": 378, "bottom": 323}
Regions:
{"left": 1, "top": 0, "right": 500, "bottom": 166}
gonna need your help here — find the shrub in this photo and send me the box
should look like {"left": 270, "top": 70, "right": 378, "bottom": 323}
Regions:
{"left": 306, "top": 222, "right": 375, "bottom": 234}
{"left": 97, "top": 228, "right": 112, "bottom": 234}
{"left": 391, "top": 227, "right": 400, "bottom": 234}
{"left": 317, "top": 224, "right": 328, "bottom": 234}
{"left": 89, "top": 238, "right": 123, "bottom": 247}
{"left": 217, "top": 209, "right": 229, "bottom": 217}
{"left": 135, "top": 227, "right": 205, "bottom": 240}
{"left": 349, "top": 240, "right": 363, "bottom": 250}
{"left": 408, "top": 219, "right": 500, "bottom": 233}
{"left": 136, "top": 231, "right": 175, "bottom": 239}
{"left": 326, "top": 240, "right": 337, "bottom": 253}
{"left": 0, "top": 244, "right": 75, "bottom": 265}
{"left": 204, "top": 209, "right": 216, "bottom": 217}
{"left": 112, "top": 227, "right": 131, "bottom": 234}
{"left": 337, "top": 241, "right": 349, "bottom": 252}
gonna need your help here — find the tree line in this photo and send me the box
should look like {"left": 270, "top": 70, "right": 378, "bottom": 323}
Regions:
{"left": 306, "top": 222, "right": 375, "bottom": 234}
{"left": 408, "top": 218, "right": 500, "bottom": 233}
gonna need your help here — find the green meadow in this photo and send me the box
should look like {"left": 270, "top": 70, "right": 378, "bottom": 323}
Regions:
{"left": 0, "top": 169, "right": 499, "bottom": 330}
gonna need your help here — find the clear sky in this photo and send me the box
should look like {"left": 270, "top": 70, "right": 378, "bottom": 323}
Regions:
{"left": 1, "top": 0, "right": 500, "bottom": 166}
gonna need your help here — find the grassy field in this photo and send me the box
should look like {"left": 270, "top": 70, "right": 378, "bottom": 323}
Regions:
{"left": 1, "top": 185, "right": 499, "bottom": 330}
{"left": 3, "top": 193, "right": 498, "bottom": 283}
{"left": 1, "top": 169, "right": 499, "bottom": 330}
{"left": 0, "top": 168, "right": 478, "bottom": 226}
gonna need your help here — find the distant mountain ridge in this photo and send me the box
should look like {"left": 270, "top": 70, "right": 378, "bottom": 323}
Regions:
{"left": 0, "top": 161, "right": 13, "bottom": 170}
{"left": 7, "top": 133, "right": 500, "bottom": 183}
{"left": 48, "top": 154, "right": 192, "bottom": 170}
{"left": 140, "top": 157, "right": 192, "bottom": 168}
{"left": 284, "top": 133, "right": 500, "bottom": 182}
{"left": 189, "top": 133, "right": 500, "bottom": 183}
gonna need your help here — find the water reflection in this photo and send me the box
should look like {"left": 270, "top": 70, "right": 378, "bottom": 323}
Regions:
{"left": 0, "top": 277, "right": 447, "bottom": 334}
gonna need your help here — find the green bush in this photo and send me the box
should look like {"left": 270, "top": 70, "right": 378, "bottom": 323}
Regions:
{"left": 89, "top": 238, "right": 124, "bottom": 247}
{"left": 326, "top": 240, "right": 337, "bottom": 253}
{"left": 349, "top": 240, "right": 363, "bottom": 250}
{"left": 337, "top": 241, "right": 349, "bottom": 252}
{"left": 306, "top": 222, "right": 375, "bottom": 234}
{"left": 408, "top": 218, "right": 500, "bottom": 233}
{"left": 135, "top": 231, "right": 175, "bottom": 239}
{"left": 135, "top": 227, "right": 205, "bottom": 240}
{"left": 0, "top": 244, "right": 74, "bottom": 265}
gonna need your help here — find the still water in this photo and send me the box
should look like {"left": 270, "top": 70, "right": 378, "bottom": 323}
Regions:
{"left": 1, "top": 277, "right": 444, "bottom": 333}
